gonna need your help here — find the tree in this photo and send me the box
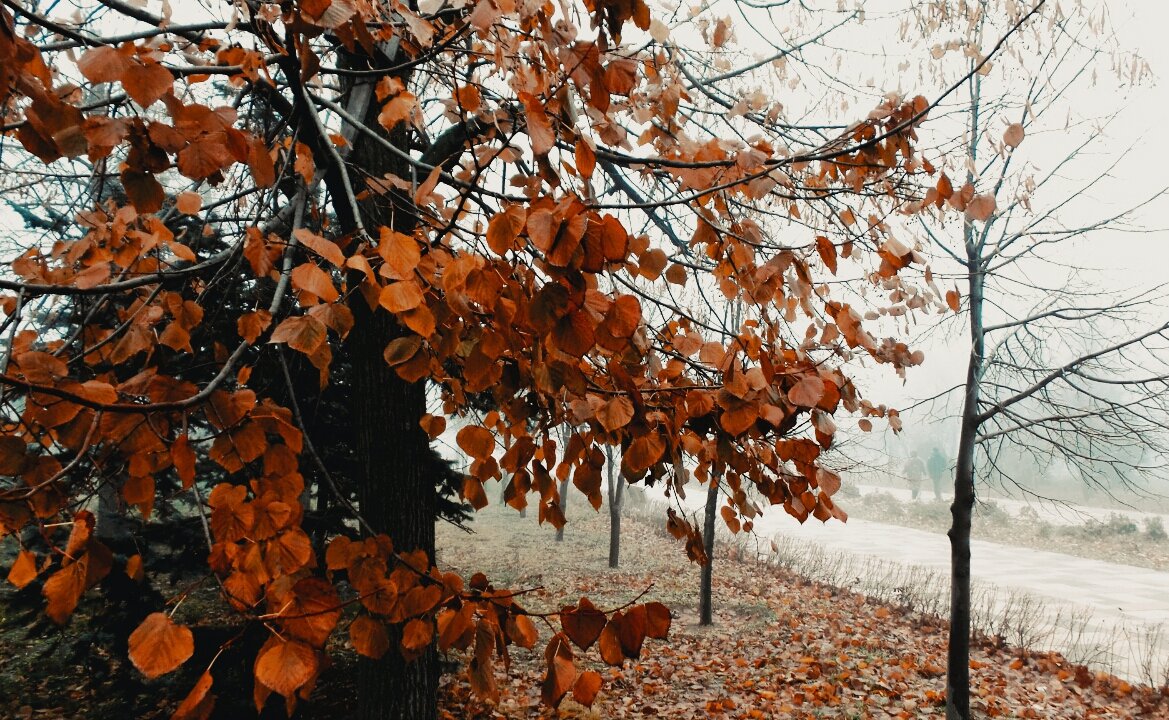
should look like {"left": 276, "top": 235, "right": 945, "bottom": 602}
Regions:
{"left": 604, "top": 444, "right": 623, "bottom": 568}
{"left": 897, "top": 3, "right": 1169, "bottom": 717}
{"left": 0, "top": 0, "right": 959, "bottom": 717}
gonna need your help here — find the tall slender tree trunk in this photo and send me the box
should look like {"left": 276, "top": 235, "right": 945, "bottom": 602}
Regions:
{"left": 340, "top": 50, "right": 438, "bottom": 720}
{"left": 947, "top": 236, "right": 985, "bottom": 720}
{"left": 699, "top": 473, "right": 719, "bottom": 626}
{"left": 606, "top": 446, "right": 623, "bottom": 568}
{"left": 555, "top": 477, "right": 569, "bottom": 542}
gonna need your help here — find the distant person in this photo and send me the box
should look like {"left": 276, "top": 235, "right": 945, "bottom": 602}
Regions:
{"left": 904, "top": 451, "right": 926, "bottom": 500}
{"left": 927, "top": 447, "right": 947, "bottom": 500}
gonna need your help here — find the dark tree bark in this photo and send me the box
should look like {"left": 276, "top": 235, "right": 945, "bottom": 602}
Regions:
{"left": 946, "top": 223, "right": 985, "bottom": 720}
{"left": 699, "top": 473, "right": 719, "bottom": 626}
{"left": 338, "top": 50, "right": 438, "bottom": 720}
{"left": 605, "top": 446, "right": 623, "bottom": 568}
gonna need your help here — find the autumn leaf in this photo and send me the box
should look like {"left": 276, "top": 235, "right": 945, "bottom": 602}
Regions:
{"left": 946, "top": 289, "right": 961, "bottom": 313}
{"left": 541, "top": 633, "right": 577, "bottom": 707}
{"left": 966, "top": 194, "right": 997, "bottom": 222}
{"left": 788, "top": 375, "right": 825, "bottom": 408}
{"left": 294, "top": 229, "right": 345, "bottom": 267}
{"left": 596, "top": 396, "right": 635, "bottom": 432}
{"left": 572, "top": 669, "right": 603, "bottom": 706}
{"left": 521, "top": 93, "right": 555, "bottom": 155}
{"left": 379, "top": 280, "right": 425, "bottom": 313}
{"left": 350, "top": 615, "right": 391, "bottom": 659}
{"left": 292, "top": 263, "right": 340, "bottom": 303}
{"left": 400, "top": 617, "right": 433, "bottom": 659}
{"left": 269, "top": 315, "right": 328, "bottom": 355}
{"left": 128, "top": 613, "right": 195, "bottom": 679}
{"left": 123, "top": 61, "right": 174, "bottom": 107}
{"left": 1003, "top": 122, "right": 1025, "bottom": 148}
{"left": 172, "top": 671, "right": 215, "bottom": 720}
{"left": 561, "top": 597, "right": 606, "bottom": 651}
{"left": 175, "top": 191, "right": 203, "bottom": 215}
{"left": 7, "top": 549, "right": 37, "bottom": 589}
{"left": 77, "top": 46, "right": 131, "bottom": 84}
{"left": 254, "top": 637, "right": 318, "bottom": 701}
{"left": 456, "top": 425, "right": 494, "bottom": 460}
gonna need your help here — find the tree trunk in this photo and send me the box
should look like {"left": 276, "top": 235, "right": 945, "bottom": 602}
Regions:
{"left": 947, "top": 233, "right": 985, "bottom": 720}
{"left": 606, "top": 446, "right": 622, "bottom": 568}
{"left": 699, "top": 473, "right": 719, "bottom": 626}
{"left": 555, "top": 477, "right": 569, "bottom": 542}
{"left": 340, "top": 50, "right": 438, "bottom": 720}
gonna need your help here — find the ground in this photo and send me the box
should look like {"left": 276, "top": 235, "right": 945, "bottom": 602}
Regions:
{"left": 1, "top": 499, "right": 1167, "bottom": 719}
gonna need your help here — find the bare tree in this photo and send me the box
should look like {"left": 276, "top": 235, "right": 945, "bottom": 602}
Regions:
{"left": 903, "top": 3, "right": 1169, "bottom": 717}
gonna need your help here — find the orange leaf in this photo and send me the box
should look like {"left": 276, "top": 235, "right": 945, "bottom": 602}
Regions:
{"left": 572, "top": 669, "right": 602, "bottom": 706}
{"left": 128, "top": 612, "right": 195, "bottom": 679}
{"left": 174, "top": 191, "right": 203, "bottom": 215}
{"left": 945, "top": 289, "right": 961, "bottom": 313}
{"left": 966, "top": 194, "right": 996, "bottom": 222}
{"left": 237, "top": 310, "right": 273, "bottom": 344}
{"left": 173, "top": 433, "right": 196, "bottom": 489}
{"left": 644, "top": 602, "right": 671, "bottom": 639}
{"left": 77, "top": 46, "right": 131, "bottom": 84}
{"left": 291, "top": 263, "right": 339, "bottom": 303}
{"left": 400, "top": 617, "right": 433, "bottom": 660}
{"left": 507, "top": 613, "right": 539, "bottom": 649}
{"left": 377, "top": 228, "right": 421, "bottom": 280}
{"left": 122, "top": 170, "right": 165, "bottom": 213}
{"left": 521, "top": 92, "right": 555, "bottom": 155}
{"left": 787, "top": 375, "right": 824, "bottom": 408}
{"left": 254, "top": 637, "right": 318, "bottom": 701}
{"left": 384, "top": 335, "right": 423, "bottom": 367}
{"left": 596, "top": 396, "right": 634, "bottom": 432}
{"left": 486, "top": 206, "right": 527, "bottom": 255}
{"left": 456, "top": 425, "right": 494, "bottom": 460}
{"left": 815, "top": 236, "right": 837, "bottom": 275}
{"left": 541, "top": 633, "right": 577, "bottom": 707}
{"left": 350, "top": 615, "right": 391, "bottom": 659}
{"left": 294, "top": 229, "right": 345, "bottom": 267}
{"left": 7, "top": 549, "right": 37, "bottom": 589}
{"left": 575, "top": 140, "right": 596, "bottom": 179}
{"left": 43, "top": 560, "right": 87, "bottom": 624}
{"left": 552, "top": 311, "right": 594, "bottom": 357}
{"left": 123, "top": 61, "right": 174, "bottom": 108}
{"left": 379, "top": 280, "right": 424, "bottom": 313}
{"left": 269, "top": 315, "right": 327, "bottom": 355}
{"left": 172, "top": 671, "right": 215, "bottom": 720}
{"left": 378, "top": 91, "right": 417, "bottom": 130}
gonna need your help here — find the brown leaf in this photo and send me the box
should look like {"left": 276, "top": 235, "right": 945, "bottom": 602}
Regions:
{"left": 541, "top": 633, "right": 577, "bottom": 708}
{"left": 572, "top": 669, "right": 602, "bottom": 706}
{"left": 123, "top": 61, "right": 173, "bottom": 107}
{"left": 787, "top": 375, "right": 825, "bottom": 408}
{"left": 1003, "top": 122, "right": 1025, "bottom": 148}
{"left": 560, "top": 597, "right": 606, "bottom": 651}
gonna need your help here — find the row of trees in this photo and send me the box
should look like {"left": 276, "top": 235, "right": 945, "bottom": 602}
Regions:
{"left": 2, "top": 1, "right": 1165, "bottom": 719}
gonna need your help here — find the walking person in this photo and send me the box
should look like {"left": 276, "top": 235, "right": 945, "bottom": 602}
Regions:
{"left": 927, "top": 447, "right": 947, "bottom": 501}
{"left": 904, "top": 451, "right": 926, "bottom": 501}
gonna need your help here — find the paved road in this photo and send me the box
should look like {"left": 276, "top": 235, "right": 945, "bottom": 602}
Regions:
{"left": 853, "top": 482, "right": 1169, "bottom": 529}
{"left": 642, "top": 484, "right": 1169, "bottom": 684}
